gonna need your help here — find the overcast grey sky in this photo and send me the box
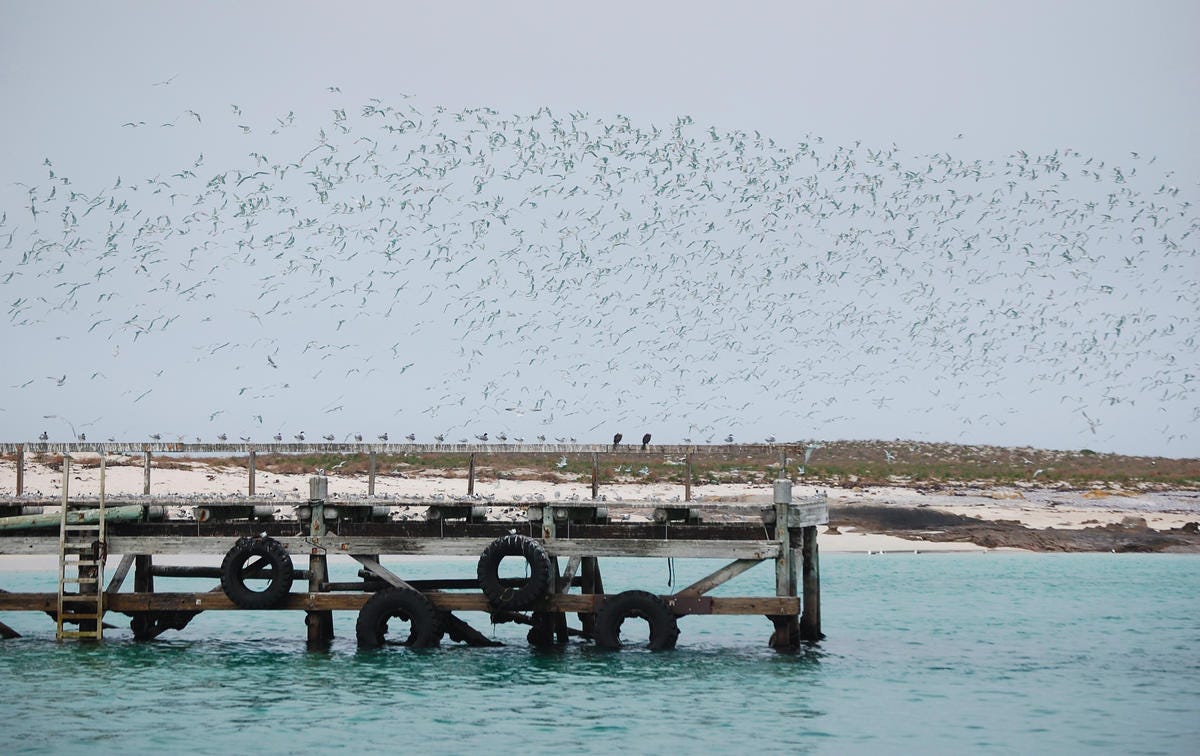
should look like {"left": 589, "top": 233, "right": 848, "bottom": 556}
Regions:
{"left": 1, "top": 2, "right": 1197, "bottom": 456}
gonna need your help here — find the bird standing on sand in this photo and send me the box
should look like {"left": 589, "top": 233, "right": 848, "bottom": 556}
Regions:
{"left": 39, "top": 430, "right": 49, "bottom": 441}
{"left": 725, "top": 434, "right": 734, "bottom": 443}
{"left": 378, "top": 432, "right": 388, "bottom": 441}
{"left": 273, "top": 432, "right": 283, "bottom": 442}
{"left": 294, "top": 431, "right": 305, "bottom": 442}
{"left": 613, "top": 432, "right": 623, "bottom": 449}
{"left": 641, "top": 433, "right": 651, "bottom": 450}
{"left": 405, "top": 433, "right": 416, "bottom": 442}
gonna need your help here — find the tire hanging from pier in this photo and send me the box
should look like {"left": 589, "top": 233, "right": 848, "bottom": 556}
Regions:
{"left": 356, "top": 587, "right": 442, "bottom": 648}
{"left": 593, "top": 590, "right": 680, "bottom": 650}
{"left": 219, "top": 535, "right": 295, "bottom": 609}
{"left": 476, "top": 534, "right": 553, "bottom": 611}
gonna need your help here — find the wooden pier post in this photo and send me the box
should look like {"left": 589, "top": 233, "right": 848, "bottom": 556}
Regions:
{"left": 305, "top": 476, "right": 334, "bottom": 647}
{"left": 368, "top": 452, "right": 376, "bottom": 496}
{"left": 799, "top": 526, "right": 822, "bottom": 642}
{"left": 769, "top": 474, "right": 802, "bottom": 651}
{"left": 142, "top": 449, "right": 151, "bottom": 495}
{"left": 247, "top": 449, "right": 256, "bottom": 496}
{"left": 467, "top": 453, "right": 476, "bottom": 496}
{"left": 15, "top": 444, "right": 23, "bottom": 496}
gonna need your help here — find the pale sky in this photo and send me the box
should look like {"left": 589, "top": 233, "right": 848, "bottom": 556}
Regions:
{"left": 1, "top": 2, "right": 1197, "bottom": 456}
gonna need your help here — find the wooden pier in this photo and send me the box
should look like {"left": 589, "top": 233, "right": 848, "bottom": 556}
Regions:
{"left": 0, "top": 443, "right": 826, "bottom": 650}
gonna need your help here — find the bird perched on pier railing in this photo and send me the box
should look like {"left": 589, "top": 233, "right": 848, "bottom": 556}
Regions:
{"left": 613, "top": 432, "right": 623, "bottom": 449}
{"left": 641, "top": 433, "right": 651, "bottom": 450}
{"left": 377, "top": 432, "right": 388, "bottom": 442}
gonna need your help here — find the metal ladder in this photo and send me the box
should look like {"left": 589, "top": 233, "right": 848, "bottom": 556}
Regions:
{"left": 57, "top": 454, "right": 106, "bottom": 641}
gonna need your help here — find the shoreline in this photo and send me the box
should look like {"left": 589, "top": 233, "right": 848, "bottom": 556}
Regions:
{"left": 2, "top": 458, "right": 1198, "bottom": 558}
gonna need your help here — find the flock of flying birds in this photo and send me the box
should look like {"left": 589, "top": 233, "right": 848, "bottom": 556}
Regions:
{"left": 2, "top": 90, "right": 1196, "bottom": 452}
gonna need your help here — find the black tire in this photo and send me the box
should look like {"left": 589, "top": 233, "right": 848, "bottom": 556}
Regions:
{"left": 219, "top": 535, "right": 294, "bottom": 609}
{"left": 356, "top": 587, "right": 441, "bottom": 649}
{"left": 593, "top": 590, "right": 680, "bottom": 650}
{"left": 476, "top": 534, "right": 553, "bottom": 611}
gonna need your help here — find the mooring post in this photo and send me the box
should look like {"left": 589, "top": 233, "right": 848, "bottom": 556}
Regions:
{"left": 799, "top": 526, "right": 822, "bottom": 642}
{"left": 368, "top": 451, "right": 376, "bottom": 496}
{"left": 684, "top": 452, "right": 693, "bottom": 502}
{"left": 142, "top": 448, "right": 151, "bottom": 495}
{"left": 247, "top": 449, "right": 256, "bottom": 496}
{"left": 467, "top": 453, "right": 476, "bottom": 496}
{"left": 770, "top": 472, "right": 801, "bottom": 650}
{"left": 306, "top": 475, "right": 334, "bottom": 647}
{"left": 15, "top": 444, "right": 23, "bottom": 496}
{"left": 591, "top": 453, "right": 599, "bottom": 500}
{"left": 579, "top": 556, "right": 604, "bottom": 635}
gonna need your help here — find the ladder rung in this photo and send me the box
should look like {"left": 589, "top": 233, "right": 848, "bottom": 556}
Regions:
{"left": 64, "top": 559, "right": 99, "bottom": 567}
{"left": 58, "top": 632, "right": 102, "bottom": 639}
{"left": 60, "top": 594, "right": 100, "bottom": 602}
{"left": 62, "top": 576, "right": 99, "bottom": 584}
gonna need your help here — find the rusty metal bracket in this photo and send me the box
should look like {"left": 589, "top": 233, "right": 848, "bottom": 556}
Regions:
{"left": 662, "top": 594, "right": 713, "bottom": 615}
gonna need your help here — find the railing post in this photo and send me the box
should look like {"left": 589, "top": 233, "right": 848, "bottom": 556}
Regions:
{"left": 15, "top": 444, "right": 23, "bottom": 496}
{"left": 684, "top": 452, "right": 693, "bottom": 501}
{"left": 368, "top": 451, "right": 376, "bottom": 496}
{"left": 467, "top": 453, "right": 476, "bottom": 496}
{"left": 142, "top": 448, "right": 151, "bottom": 495}
{"left": 247, "top": 449, "right": 256, "bottom": 496}
{"left": 591, "top": 453, "right": 599, "bottom": 500}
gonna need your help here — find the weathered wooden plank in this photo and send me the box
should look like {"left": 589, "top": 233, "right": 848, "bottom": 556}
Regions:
{"left": 558, "top": 555, "right": 582, "bottom": 593}
{"left": 676, "top": 558, "right": 764, "bottom": 597}
{"left": 0, "top": 591, "right": 798, "bottom": 616}
{"left": 2, "top": 535, "right": 782, "bottom": 559}
{"left": 105, "top": 554, "right": 136, "bottom": 594}
{"left": 351, "top": 555, "right": 416, "bottom": 592}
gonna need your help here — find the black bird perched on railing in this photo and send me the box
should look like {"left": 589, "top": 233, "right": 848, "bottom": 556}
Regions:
{"left": 641, "top": 433, "right": 651, "bottom": 450}
{"left": 613, "top": 432, "right": 622, "bottom": 449}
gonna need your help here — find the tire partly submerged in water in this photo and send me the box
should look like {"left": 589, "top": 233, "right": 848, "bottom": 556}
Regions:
{"left": 219, "top": 535, "right": 294, "bottom": 609}
{"left": 356, "top": 587, "right": 442, "bottom": 649}
{"left": 593, "top": 590, "right": 679, "bottom": 650}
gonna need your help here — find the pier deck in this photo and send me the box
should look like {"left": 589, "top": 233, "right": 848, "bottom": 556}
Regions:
{"left": 0, "top": 443, "right": 826, "bottom": 650}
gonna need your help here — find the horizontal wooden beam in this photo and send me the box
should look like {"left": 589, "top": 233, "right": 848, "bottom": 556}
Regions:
{"left": 0, "top": 591, "right": 798, "bottom": 616}
{"left": 1, "top": 536, "right": 783, "bottom": 559}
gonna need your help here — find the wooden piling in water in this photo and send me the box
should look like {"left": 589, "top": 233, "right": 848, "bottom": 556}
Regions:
{"left": 800, "top": 526, "right": 822, "bottom": 642}
{"left": 306, "top": 476, "right": 334, "bottom": 646}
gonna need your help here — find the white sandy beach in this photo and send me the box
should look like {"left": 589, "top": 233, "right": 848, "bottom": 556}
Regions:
{"left": 3, "top": 457, "right": 1196, "bottom": 567}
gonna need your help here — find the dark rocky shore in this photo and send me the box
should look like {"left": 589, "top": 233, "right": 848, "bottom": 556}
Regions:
{"left": 830, "top": 505, "right": 1200, "bottom": 553}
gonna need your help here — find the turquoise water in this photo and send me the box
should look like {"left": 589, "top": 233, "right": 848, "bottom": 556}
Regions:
{"left": 2, "top": 554, "right": 1197, "bottom": 754}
